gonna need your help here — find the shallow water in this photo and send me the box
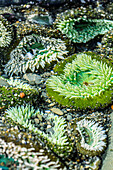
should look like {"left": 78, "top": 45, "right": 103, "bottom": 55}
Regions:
{"left": 0, "top": 1, "right": 113, "bottom": 169}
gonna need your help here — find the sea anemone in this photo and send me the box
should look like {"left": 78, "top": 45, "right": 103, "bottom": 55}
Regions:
{"left": 7, "top": 77, "right": 34, "bottom": 90}
{"left": 5, "top": 105, "right": 40, "bottom": 128}
{"left": 0, "top": 138, "right": 61, "bottom": 169}
{"left": 54, "top": 7, "right": 113, "bottom": 43}
{"left": 0, "top": 77, "right": 39, "bottom": 112}
{"left": 46, "top": 52, "right": 113, "bottom": 109}
{"left": 6, "top": 105, "right": 73, "bottom": 157}
{"left": 75, "top": 118, "right": 107, "bottom": 156}
{"left": 4, "top": 34, "right": 68, "bottom": 76}
{"left": 0, "top": 16, "right": 13, "bottom": 48}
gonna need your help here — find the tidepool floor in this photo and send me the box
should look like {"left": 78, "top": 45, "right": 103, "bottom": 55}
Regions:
{"left": 101, "top": 111, "right": 113, "bottom": 170}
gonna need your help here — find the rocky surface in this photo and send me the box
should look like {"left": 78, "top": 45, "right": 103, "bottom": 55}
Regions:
{"left": 101, "top": 111, "right": 113, "bottom": 170}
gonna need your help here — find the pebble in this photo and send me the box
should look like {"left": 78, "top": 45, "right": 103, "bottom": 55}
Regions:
{"left": 67, "top": 115, "right": 72, "bottom": 121}
{"left": 23, "top": 73, "right": 42, "bottom": 85}
{"left": 34, "top": 118, "right": 40, "bottom": 124}
{"left": 0, "top": 77, "right": 9, "bottom": 86}
{"left": 47, "top": 125, "right": 51, "bottom": 129}
{"left": 50, "top": 108, "right": 64, "bottom": 115}
{"left": 45, "top": 110, "right": 51, "bottom": 114}
{"left": 48, "top": 102, "right": 56, "bottom": 107}
{"left": 41, "top": 92, "right": 47, "bottom": 98}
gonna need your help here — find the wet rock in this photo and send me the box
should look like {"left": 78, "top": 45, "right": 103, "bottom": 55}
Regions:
{"left": 23, "top": 73, "right": 42, "bottom": 85}
{"left": 67, "top": 115, "right": 72, "bottom": 121}
{"left": 0, "top": 77, "right": 9, "bottom": 86}
{"left": 41, "top": 92, "right": 47, "bottom": 98}
{"left": 50, "top": 108, "right": 64, "bottom": 115}
{"left": 0, "top": 0, "right": 31, "bottom": 6}
{"left": 34, "top": 118, "right": 40, "bottom": 124}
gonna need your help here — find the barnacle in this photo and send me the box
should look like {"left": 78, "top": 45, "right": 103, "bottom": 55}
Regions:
{"left": 76, "top": 118, "right": 107, "bottom": 156}
{"left": 46, "top": 52, "right": 113, "bottom": 109}
{"left": 4, "top": 34, "right": 68, "bottom": 76}
{"left": 54, "top": 7, "right": 113, "bottom": 43}
{"left": 6, "top": 105, "right": 73, "bottom": 157}
{"left": 0, "top": 16, "right": 13, "bottom": 48}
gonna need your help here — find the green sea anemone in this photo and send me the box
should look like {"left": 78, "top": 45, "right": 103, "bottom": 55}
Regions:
{"left": 0, "top": 77, "right": 38, "bottom": 112}
{"left": 7, "top": 77, "right": 34, "bottom": 90}
{"left": 0, "top": 16, "right": 13, "bottom": 48}
{"left": 46, "top": 52, "right": 113, "bottom": 109}
{"left": 76, "top": 118, "right": 107, "bottom": 156}
{"left": 54, "top": 8, "right": 113, "bottom": 43}
{"left": 4, "top": 34, "right": 68, "bottom": 76}
{"left": 6, "top": 105, "right": 39, "bottom": 128}
{"left": 6, "top": 105, "right": 73, "bottom": 157}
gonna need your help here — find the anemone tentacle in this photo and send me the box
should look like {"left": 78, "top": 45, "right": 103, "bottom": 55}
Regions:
{"left": 76, "top": 118, "right": 107, "bottom": 156}
{"left": 5, "top": 105, "right": 73, "bottom": 158}
{"left": 54, "top": 8, "right": 113, "bottom": 43}
{"left": 4, "top": 34, "right": 68, "bottom": 76}
{"left": 46, "top": 52, "right": 113, "bottom": 109}
{"left": 0, "top": 16, "right": 13, "bottom": 48}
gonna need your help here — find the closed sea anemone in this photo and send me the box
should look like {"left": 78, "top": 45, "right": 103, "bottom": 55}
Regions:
{"left": 46, "top": 52, "right": 113, "bottom": 109}
{"left": 76, "top": 118, "right": 107, "bottom": 156}
{"left": 4, "top": 34, "right": 68, "bottom": 76}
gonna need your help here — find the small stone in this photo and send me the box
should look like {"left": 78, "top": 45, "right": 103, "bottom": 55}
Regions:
{"left": 23, "top": 73, "right": 41, "bottom": 85}
{"left": 67, "top": 108, "right": 71, "bottom": 111}
{"left": 50, "top": 108, "right": 64, "bottom": 115}
{"left": 47, "top": 125, "right": 51, "bottom": 129}
{"left": 34, "top": 118, "right": 39, "bottom": 124}
{"left": 48, "top": 102, "right": 56, "bottom": 107}
{"left": 41, "top": 92, "right": 47, "bottom": 98}
{"left": 45, "top": 110, "right": 51, "bottom": 114}
{"left": 0, "top": 77, "right": 9, "bottom": 86}
{"left": 47, "top": 99, "right": 51, "bottom": 103}
{"left": 2, "top": 117, "right": 5, "bottom": 122}
{"left": 67, "top": 115, "right": 72, "bottom": 121}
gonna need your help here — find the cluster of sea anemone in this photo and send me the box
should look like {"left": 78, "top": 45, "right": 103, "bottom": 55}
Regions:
{"left": 1, "top": 2, "right": 113, "bottom": 169}
{"left": 5, "top": 105, "right": 73, "bottom": 158}
{"left": 0, "top": 138, "right": 61, "bottom": 169}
